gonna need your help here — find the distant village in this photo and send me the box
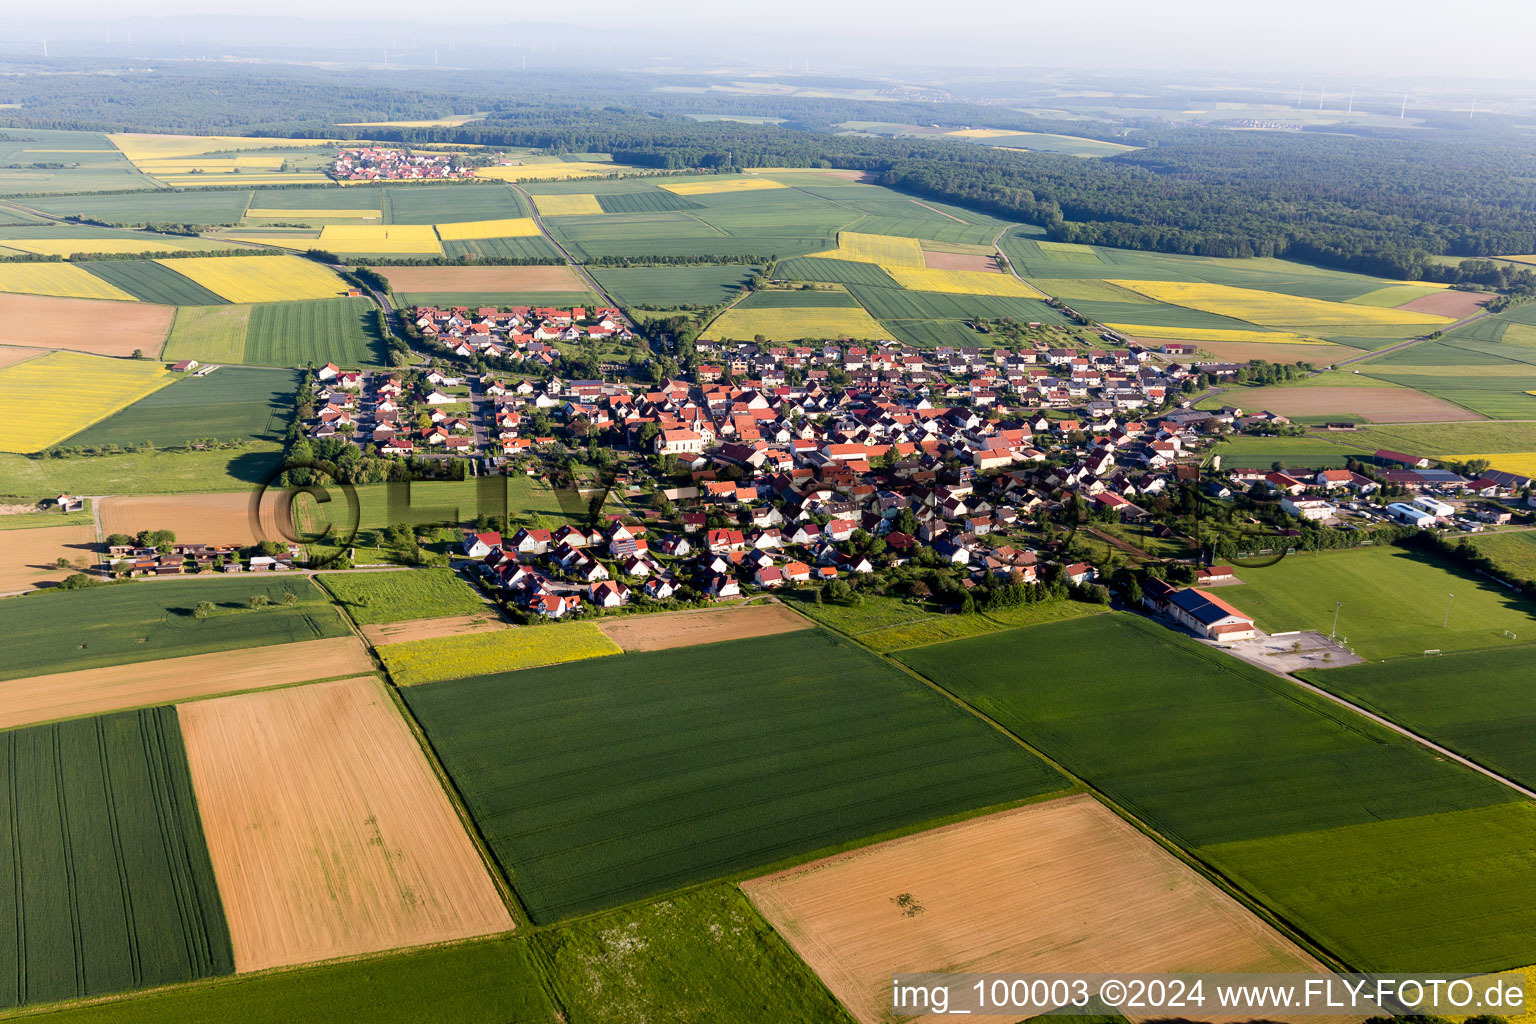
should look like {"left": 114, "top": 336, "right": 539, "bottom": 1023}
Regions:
{"left": 330, "top": 147, "right": 473, "bottom": 182}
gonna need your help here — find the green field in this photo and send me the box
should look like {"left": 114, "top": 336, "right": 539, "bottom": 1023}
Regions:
{"left": 318, "top": 567, "right": 487, "bottom": 624}
{"left": 1469, "top": 530, "right": 1536, "bottom": 587}
{"left": 850, "top": 284, "right": 1066, "bottom": 323}
{"left": 774, "top": 256, "right": 900, "bottom": 288}
{"left": 160, "top": 305, "right": 254, "bottom": 363}
{"left": 439, "top": 236, "right": 562, "bottom": 261}
{"left": 304, "top": 475, "right": 596, "bottom": 534}
{"left": 789, "top": 591, "right": 1101, "bottom": 652}
{"left": 535, "top": 886, "right": 854, "bottom": 1024}
{"left": 78, "top": 260, "right": 229, "bottom": 305}
{"left": 0, "top": 577, "right": 348, "bottom": 680}
{"left": 1213, "top": 433, "right": 1369, "bottom": 469}
{"left": 21, "top": 936, "right": 555, "bottom": 1024}
{"left": 30, "top": 190, "right": 254, "bottom": 225}
{"left": 243, "top": 297, "right": 387, "bottom": 366}
{"left": 1229, "top": 546, "right": 1536, "bottom": 659}
{"left": 736, "top": 287, "right": 859, "bottom": 308}
{"left": 0, "top": 445, "right": 283, "bottom": 497}
{"left": 594, "top": 189, "right": 703, "bottom": 213}
{"left": 898, "top": 613, "right": 1536, "bottom": 971}
{"left": 65, "top": 367, "right": 296, "bottom": 448}
{"left": 385, "top": 183, "right": 528, "bottom": 224}
{"left": 0, "top": 707, "right": 234, "bottom": 1010}
{"left": 403, "top": 628, "right": 1066, "bottom": 922}
{"left": 1299, "top": 644, "right": 1536, "bottom": 789}
{"left": 589, "top": 265, "right": 759, "bottom": 307}
{"left": 394, "top": 290, "right": 599, "bottom": 310}
{"left": 886, "top": 318, "right": 997, "bottom": 347}
{"left": 0, "top": 129, "right": 153, "bottom": 195}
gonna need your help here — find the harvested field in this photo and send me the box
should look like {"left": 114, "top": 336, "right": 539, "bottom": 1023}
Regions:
{"left": 0, "top": 522, "right": 97, "bottom": 592}
{"left": 744, "top": 795, "right": 1331, "bottom": 1024}
{"left": 360, "top": 613, "right": 506, "bottom": 646}
{"left": 100, "top": 490, "right": 275, "bottom": 548}
{"left": 0, "top": 346, "right": 46, "bottom": 368}
{"left": 0, "top": 292, "right": 173, "bottom": 356}
{"left": 596, "top": 601, "right": 811, "bottom": 651}
{"left": 179, "top": 676, "right": 513, "bottom": 973}
{"left": 375, "top": 264, "right": 584, "bottom": 294}
{"left": 921, "top": 249, "right": 1001, "bottom": 273}
{"left": 1398, "top": 290, "right": 1492, "bottom": 319}
{"left": 1228, "top": 384, "right": 1481, "bottom": 422}
{"left": 0, "top": 635, "right": 373, "bottom": 731}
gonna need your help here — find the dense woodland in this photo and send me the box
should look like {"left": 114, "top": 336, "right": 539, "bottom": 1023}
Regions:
{"left": 6, "top": 61, "right": 1536, "bottom": 279}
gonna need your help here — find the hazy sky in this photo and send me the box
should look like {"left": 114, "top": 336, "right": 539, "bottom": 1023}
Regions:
{"left": 19, "top": 0, "right": 1536, "bottom": 81}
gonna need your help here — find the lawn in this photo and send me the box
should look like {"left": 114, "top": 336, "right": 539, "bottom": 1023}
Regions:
{"left": 535, "top": 886, "right": 854, "bottom": 1024}
{"left": 65, "top": 367, "right": 296, "bottom": 448}
{"left": 243, "top": 297, "right": 387, "bottom": 366}
{"left": 0, "top": 576, "right": 349, "bottom": 680}
{"left": 318, "top": 567, "right": 486, "bottom": 624}
{"left": 17, "top": 937, "right": 554, "bottom": 1024}
{"left": 0, "top": 351, "right": 174, "bottom": 453}
{"left": 0, "top": 707, "right": 234, "bottom": 1010}
{"left": 1469, "top": 530, "right": 1536, "bottom": 587}
{"left": 160, "top": 304, "right": 254, "bottom": 363}
{"left": 79, "top": 260, "right": 229, "bottom": 305}
{"left": 897, "top": 613, "right": 1533, "bottom": 972}
{"left": 378, "top": 621, "right": 620, "bottom": 684}
{"left": 1228, "top": 546, "right": 1536, "bottom": 659}
{"left": 1298, "top": 643, "right": 1536, "bottom": 790}
{"left": 403, "top": 628, "right": 1066, "bottom": 922}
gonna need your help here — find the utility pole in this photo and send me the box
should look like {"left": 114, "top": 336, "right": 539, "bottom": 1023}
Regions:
{"left": 1444, "top": 592, "right": 1454, "bottom": 628}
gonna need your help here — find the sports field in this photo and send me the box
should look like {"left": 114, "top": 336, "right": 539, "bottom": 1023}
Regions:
{"left": 898, "top": 614, "right": 1536, "bottom": 972}
{"left": 0, "top": 576, "right": 349, "bottom": 680}
{"left": 0, "top": 636, "right": 373, "bottom": 732}
{"left": 702, "top": 304, "right": 892, "bottom": 341}
{"left": 1231, "top": 546, "right": 1535, "bottom": 659}
{"left": 0, "top": 351, "right": 174, "bottom": 453}
{"left": 745, "top": 796, "right": 1329, "bottom": 1024}
{"left": 158, "top": 255, "right": 350, "bottom": 303}
{"left": 403, "top": 629, "right": 1066, "bottom": 922}
{"left": 378, "top": 622, "right": 620, "bottom": 684}
{"left": 68, "top": 366, "right": 296, "bottom": 447}
{"left": 1300, "top": 643, "right": 1536, "bottom": 790}
{"left": 0, "top": 707, "right": 234, "bottom": 1010}
{"left": 0, "top": 261, "right": 138, "bottom": 301}
{"left": 179, "top": 676, "right": 513, "bottom": 973}
{"left": 0, "top": 293, "right": 173, "bottom": 356}
{"left": 319, "top": 567, "right": 487, "bottom": 624}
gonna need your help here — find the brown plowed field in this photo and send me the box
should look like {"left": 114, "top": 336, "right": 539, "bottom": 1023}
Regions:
{"left": 0, "top": 345, "right": 48, "bottom": 369}
{"left": 373, "top": 265, "right": 584, "bottom": 293}
{"left": 922, "top": 250, "right": 1001, "bottom": 273}
{"left": 1397, "top": 290, "right": 1490, "bottom": 319}
{"left": 743, "top": 795, "right": 1333, "bottom": 1024}
{"left": 0, "top": 635, "right": 373, "bottom": 731}
{"left": 0, "top": 523, "right": 97, "bottom": 592}
{"left": 360, "top": 613, "right": 506, "bottom": 645}
{"left": 179, "top": 676, "right": 514, "bottom": 973}
{"left": 100, "top": 491, "right": 283, "bottom": 548}
{"left": 0, "top": 293, "right": 174, "bottom": 356}
{"left": 1230, "top": 385, "right": 1479, "bottom": 423}
{"left": 596, "top": 601, "right": 811, "bottom": 651}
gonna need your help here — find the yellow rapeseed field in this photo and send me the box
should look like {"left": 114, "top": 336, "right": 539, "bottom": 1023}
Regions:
{"left": 657, "top": 177, "right": 788, "bottom": 196}
{"left": 944, "top": 128, "right": 1019, "bottom": 139}
{"left": 531, "top": 193, "right": 604, "bottom": 217}
{"left": 809, "top": 231, "right": 926, "bottom": 268}
{"left": 109, "top": 133, "right": 334, "bottom": 163}
{"left": 433, "top": 218, "right": 542, "bottom": 240}
{"left": 245, "top": 209, "right": 382, "bottom": 219}
{"left": 157, "top": 255, "right": 350, "bottom": 304}
{"left": 0, "top": 351, "right": 173, "bottom": 453}
{"left": 1, "top": 238, "right": 234, "bottom": 257}
{"left": 1108, "top": 280, "right": 1456, "bottom": 328}
{"left": 1455, "top": 453, "right": 1536, "bottom": 476}
{"left": 881, "top": 265, "right": 1048, "bottom": 298}
{"left": 0, "top": 263, "right": 138, "bottom": 301}
{"left": 378, "top": 623, "right": 621, "bottom": 685}
{"left": 476, "top": 162, "right": 623, "bottom": 182}
{"left": 1103, "top": 324, "right": 1327, "bottom": 344}
{"left": 314, "top": 224, "right": 444, "bottom": 255}
{"left": 703, "top": 305, "right": 893, "bottom": 342}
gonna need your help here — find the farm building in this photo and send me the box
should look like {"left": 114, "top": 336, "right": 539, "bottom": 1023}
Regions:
{"left": 1387, "top": 502, "right": 1438, "bottom": 528}
{"left": 1166, "top": 588, "right": 1257, "bottom": 641}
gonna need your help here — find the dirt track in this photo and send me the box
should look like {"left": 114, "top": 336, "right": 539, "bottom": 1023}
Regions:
{"left": 0, "top": 635, "right": 373, "bottom": 730}
{"left": 597, "top": 601, "right": 811, "bottom": 651}
{"left": 744, "top": 795, "right": 1340, "bottom": 1024}
{"left": 179, "top": 676, "right": 514, "bottom": 973}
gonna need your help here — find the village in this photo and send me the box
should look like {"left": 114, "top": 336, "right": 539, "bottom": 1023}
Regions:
{"left": 329, "top": 147, "right": 474, "bottom": 182}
